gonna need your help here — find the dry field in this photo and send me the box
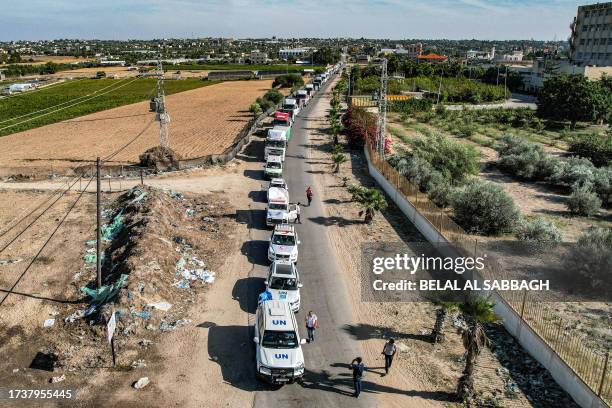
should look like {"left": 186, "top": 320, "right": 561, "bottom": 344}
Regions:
{"left": 0, "top": 80, "right": 274, "bottom": 176}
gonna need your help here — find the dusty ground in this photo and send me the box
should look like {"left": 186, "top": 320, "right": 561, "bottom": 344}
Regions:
{"left": 0, "top": 80, "right": 275, "bottom": 177}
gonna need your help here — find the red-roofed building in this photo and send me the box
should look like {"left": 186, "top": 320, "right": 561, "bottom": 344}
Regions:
{"left": 417, "top": 53, "right": 449, "bottom": 64}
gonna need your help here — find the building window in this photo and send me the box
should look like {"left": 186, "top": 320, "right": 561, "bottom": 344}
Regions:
{"left": 587, "top": 39, "right": 592, "bottom": 45}
{"left": 580, "top": 39, "right": 586, "bottom": 45}
{"left": 594, "top": 39, "right": 599, "bottom": 45}
{"left": 582, "top": 25, "right": 588, "bottom": 32}
{"left": 577, "top": 52, "right": 583, "bottom": 59}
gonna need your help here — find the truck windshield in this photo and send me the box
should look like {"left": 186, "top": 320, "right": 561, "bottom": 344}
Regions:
{"left": 269, "top": 203, "right": 287, "bottom": 210}
{"left": 272, "top": 120, "right": 289, "bottom": 126}
{"left": 272, "top": 234, "right": 295, "bottom": 246}
{"left": 266, "top": 140, "right": 285, "bottom": 148}
{"left": 262, "top": 330, "right": 298, "bottom": 349}
{"left": 270, "top": 277, "right": 297, "bottom": 290}
{"left": 266, "top": 162, "right": 281, "bottom": 169}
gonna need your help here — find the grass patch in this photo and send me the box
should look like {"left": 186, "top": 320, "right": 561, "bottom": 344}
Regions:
{"left": 167, "top": 63, "right": 325, "bottom": 72}
{"left": 0, "top": 78, "right": 220, "bottom": 136}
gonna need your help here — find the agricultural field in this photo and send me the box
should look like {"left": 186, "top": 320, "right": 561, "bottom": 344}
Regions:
{"left": 0, "top": 78, "right": 220, "bottom": 137}
{"left": 166, "top": 63, "right": 325, "bottom": 72}
{"left": 0, "top": 79, "right": 275, "bottom": 176}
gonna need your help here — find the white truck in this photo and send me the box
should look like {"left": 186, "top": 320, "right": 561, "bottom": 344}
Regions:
{"left": 295, "top": 89, "right": 309, "bottom": 107}
{"left": 281, "top": 98, "right": 299, "bottom": 120}
{"left": 268, "top": 223, "right": 300, "bottom": 263}
{"left": 254, "top": 300, "right": 306, "bottom": 384}
{"left": 265, "top": 260, "right": 302, "bottom": 312}
{"left": 265, "top": 128, "right": 288, "bottom": 161}
{"left": 264, "top": 155, "right": 283, "bottom": 179}
{"left": 266, "top": 188, "right": 299, "bottom": 227}
{"left": 305, "top": 84, "right": 315, "bottom": 97}
{"left": 267, "top": 178, "right": 287, "bottom": 201}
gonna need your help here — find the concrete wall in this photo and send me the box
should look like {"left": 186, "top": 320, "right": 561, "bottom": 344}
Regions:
{"left": 364, "top": 147, "right": 608, "bottom": 408}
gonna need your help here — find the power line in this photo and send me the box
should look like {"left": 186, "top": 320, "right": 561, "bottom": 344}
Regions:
{"left": 0, "top": 77, "right": 135, "bottom": 125}
{"left": 0, "top": 77, "right": 142, "bottom": 133}
{"left": 0, "top": 176, "right": 83, "bottom": 254}
{"left": 0, "top": 175, "right": 94, "bottom": 308}
{"left": 101, "top": 118, "right": 156, "bottom": 164}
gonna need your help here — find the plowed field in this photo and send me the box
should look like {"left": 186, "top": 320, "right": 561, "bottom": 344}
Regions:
{"left": 0, "top": 80, "right": 273, "bottom": 176}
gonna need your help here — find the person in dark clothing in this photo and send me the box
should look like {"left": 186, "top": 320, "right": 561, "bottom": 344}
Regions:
{"left": 350, "top": 357, "right": 365, "bottom": 398}
{"left": 306, "top": 186, "right": 313, "bottom": 206}
{"left": 381, "top": 338, "right": 397, "bottom": 376}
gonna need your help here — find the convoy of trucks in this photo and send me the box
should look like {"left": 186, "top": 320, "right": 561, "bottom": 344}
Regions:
{"left": 255, "top": 63, "right": 343, "bottom": 384}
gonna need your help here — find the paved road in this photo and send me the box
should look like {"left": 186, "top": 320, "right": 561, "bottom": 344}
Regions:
{"left": 246, "top": 77, "right": 375, "bottom": 407}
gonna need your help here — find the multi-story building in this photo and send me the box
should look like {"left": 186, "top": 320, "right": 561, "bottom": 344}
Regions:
{"left": 569, "top": 2, "right": 612, "bottom": 66}
{"left": 249, "top": 50, "right": 268, "bottom": 64}
{"left": 277, "top": 48, "right": 315, "bottom": 60}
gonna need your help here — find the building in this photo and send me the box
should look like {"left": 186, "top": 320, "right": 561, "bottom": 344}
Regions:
{"left": 416, "top": 53, "right": 449, "bottom": 64}
{"left": 249, "top": 50, "right": 268, "bottom": 65}
{"left": 467, "top": 47, "right": 495, "bottom": 61}
{"left": 278, "top": 48, "right": 314, "bottom": 60}
{"left": 380, "top": 43, "right": 422, "bottom": 59}
{"left": 355, "top": 54, "right": 371, "bottom": 64}
{"left": 509, "top": 58, "right": 612, "bottom": 93}
{"left": 495, "top": 50, "right": 524, "bottom": 62}
{"left": 569, "top": 2, "right": 612, "bottom": 66}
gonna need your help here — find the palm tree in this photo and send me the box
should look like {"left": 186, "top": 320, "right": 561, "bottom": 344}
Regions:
{"left": 457, "top": 297, "right": 498, "bottom": 404}
{"left": 431, "top": 301, "right": 460, "bottom": 344}
{"left": 332, "top": 153, "right": 347, "bottom": 173}
{"left": 347, "top": 186, "right": 388, "bottom": 224}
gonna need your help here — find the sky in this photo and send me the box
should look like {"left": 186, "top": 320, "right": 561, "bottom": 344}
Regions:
{"left": 0, "top": 0, "right": 595, "bottom": 41}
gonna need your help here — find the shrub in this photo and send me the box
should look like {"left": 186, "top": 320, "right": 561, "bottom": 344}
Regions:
{"left": 389, "top": 98, "right": 433, "bottom": 114}
{"left": 451, "top": 180, "right": 520, "bottom": 235}
{"left": 264, "top": 89, "right": 283, "bottom": 104}
{"left": 256, "top": 97, "right": 274, "bottom": 111}
{"left": 551, "top": 156, "right": 596, "bottom": 187}
{"left": 593, "top": 166, "right": 612, "bottom": 206}
{"left": 568, "top": 134, "right": 612, "bottom": 167}
{"left": 515, "top": 218, "right": 563, "bottom": 250}
{"left": 567, "top": 184, "right": 601, "bottom": 216}
{"left": 426, "top": 173, "right": 454, "bottom": 208}
{"left": 272, "top": 73, "right": 304, "bottom": 88}
{"left": 411, "top": 134, "right": 480, "bottom": 183}
{"left": 569, "top": 228, "right": 612, "bottom": 288}
{"left": 249, "top": 102, "right": 262, "bottom": 117}
{"left": 342, "top": 106, "right": 377, "bottom": 148}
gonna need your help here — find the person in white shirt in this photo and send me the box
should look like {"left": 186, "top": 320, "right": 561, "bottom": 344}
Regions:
{"left": 381, "top": 338, "right": 397, "bottom": 375}
{"left": 305, "top": 311, "right": 318, "bottom": 343}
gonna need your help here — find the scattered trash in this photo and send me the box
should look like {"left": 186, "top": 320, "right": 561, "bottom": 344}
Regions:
{"left": 173, "top": 280, "right": 190, "bottom": 289}
{"left": 12, "top": 368, "right": 19, "bottom": 373}
{"left": 64, "top": 310, "right": 86, "bottom": 323}
{"left": 131, "top": 359, "right": 146, "bottom": 369}
{"left": 133, "top": 377, "right": 150, "bottom": 389}
{"left": 159, "top": 319, "right": 191, "bottom": 332}
{"left": 43, "top": 319, "right": 55, "bottom": 328}
{"left": 202, "top": 216, "right": 214, "bottom": 223}
{"left": 185, "top": 209, "right": 196, "bottom": 217}
{"left": 83, "top": 254, "right": 97, "bottom": 264}
{"left": 101, "top": 210, "right": 124, "bottom": 242}
{"left": 133, "top": 311, "right": 152, "bottom": 320}
{"left": 170, "top": 191, "right": 183, "bottom": 200}
{"left": 81, "top": 274, "right": 128, "bottom": 310}
{"left": 146, "top": 301, "right": 172, "bottom": 312}
{"left": 50, "top": 374, "right": 65, "bottom": 383}
{"left": 0, "top": 258, "right": 22, "bottom": 266}
{"left": 139, "top": 339, "right": 153, "bottom": 348}
{"left": 137, "top": 282, "right": 146, "bottom": 294}
{"left": 129, "top": 190, "right": 148, "bottom": 205}
{"left": 86, "top": 240, "right": 97, "bottom": 246}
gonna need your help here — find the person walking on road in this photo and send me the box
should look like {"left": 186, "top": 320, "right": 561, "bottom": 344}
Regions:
{"left": 305, "top": 311, "right": 318, "bottom": 343}
{"left": 296, "top": 202, "right": 302, "bottom": 224}
{"left": 350, "top": 357, "right": 365, "bottom": 398}
{"left": 306, "top": 186, "right": 313, "bottom": 206}
{"left": 381, "top": 338, "right": 397, "bottom": 376}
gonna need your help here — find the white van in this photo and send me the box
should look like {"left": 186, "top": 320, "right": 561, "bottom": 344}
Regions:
{"left": 265, "top": 260, "right": 302, "bottom": 312}
{"left": 254, "top": 300, "right": 306, "bottom": 384}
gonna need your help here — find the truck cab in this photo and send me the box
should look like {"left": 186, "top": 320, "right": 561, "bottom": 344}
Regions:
{"left": 281, "top": 98, "right": 299, "bottom": 120}
{"left": 264, "top": 155, "right": 283, "bottom": 179}
{"left": 265, "top": 128, "right": 287, "bottom": 161}
{"left": 305, "top": 84, "right": 315, "bottom": 97}
{"left": 254, "top": 300, "right": 306, "bottom": 384}
{"left": 272, "top": 111, "right": 291, "bottom": 127}
{"left": 267, "top": 178, "right": 287, "bottom": 201}
{"left": 268, "top": 224, "right": 300, "bottom": 263}
{"left": 266, "top": 190, "right": 299, "bottom": 227}
{"left": 265, "top": 260, "right": 302, "bottom": 312}
{"left": 295, "top": 90, "right": 309, "bottom": 107}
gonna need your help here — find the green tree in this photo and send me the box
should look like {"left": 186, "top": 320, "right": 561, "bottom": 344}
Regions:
{"left": 331, "top": 152, "right": 347, "bottom": 173}
{"left": 457, "top": 297, "right": 498, "bottom": 404}
{"left": 264, "top": 89, "right": 283, "bottom": 104}
{"left": 312, "top": 47, "right": 341, "bottom": 65}
{"left": 431, "top": 301, "right": 460, "bottom": 343}
{"left": 537, "top": 74, "right": 608, "bottom": 129}
{"left": 347, "top": 186, "right": 388, "bottom": 223}
{"left": 249, "top": 102, "right": 262, "bottom": 118}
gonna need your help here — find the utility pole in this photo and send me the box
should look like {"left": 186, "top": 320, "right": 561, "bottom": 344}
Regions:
{"left": 155, "top": 56, "right": 170, "bottom": 147}
{"left": 504, "top": 65, "right": 508, "bottom": 100}
{"left": 96, "top": 157, "right": 102, "bottom": 289}
{"left": 376, "top": 58, "right": 388, "bottom": 157}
